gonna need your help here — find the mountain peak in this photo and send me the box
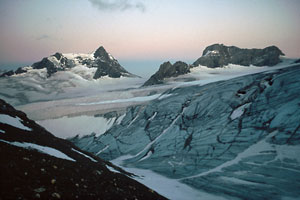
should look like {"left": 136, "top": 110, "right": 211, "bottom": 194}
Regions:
{"left": 94, "top": 46, "right": 110, "bottom": 59}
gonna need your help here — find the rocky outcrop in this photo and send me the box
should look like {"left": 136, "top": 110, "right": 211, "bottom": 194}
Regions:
{"left": 0, "top": 70, "right": 14, "bottom": 77}
{"left": 0, "top": 99, "right": 165, "bottom": 200}
{"left": 193, "top": 44, "right": 285, "bottom": 68}
{"left": 294, "top": 59, "right": 300, "bottom": 64}
{"left": 71, "top": 64, "right": 300, "bottom": 200}
{"left": 143, "top": 61, "right": 190, "bottom": 86}
{"left": 0, "top": 46, "right": 135, "bottom": 79}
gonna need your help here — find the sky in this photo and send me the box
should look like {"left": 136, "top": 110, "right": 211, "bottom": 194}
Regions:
{"left": 0, "top": 0, "right": 299, "bottom": 77}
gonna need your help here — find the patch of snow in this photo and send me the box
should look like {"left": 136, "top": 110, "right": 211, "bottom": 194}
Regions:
{"left": 0, "top": 129, "right": 5, "bottom": 134}
{"left": 168, "top": 161, "right": 175, "bottom": 167}
{"left": 139, "top": 151, "right": 152, "bottom": 162}
{"left": 111, "top": 155, "right": 227, "bottom": 200}
{"left": 204, "top": 50, "right": 219, "bottom": 56}
{"left": 108, "top": 53, "right": 115, "bottom": 60}
{"left": 220, "top": 176, "right": 259, "bottom": 185}
{"left": 148, "top": 112, "right": 157, "bottom": 121}
{"left": 0, "top": 114, "right": 32, "bottom": 131}
{"left": 127, "top": 114, "right": 140, "bottom": 128}
{"left": 47, "top": 56, "right": 60, "bottom": 66}
{"left": 77, "top": 94, "right": 161, "bottom": 106}
{"left": 106, "top": 165, "right": 120, "bottom": 173}
{"left": 230, "top": 103, "right": 251, "bottom": 120}
{"left": 63, "top": 53, "right": 95, "bottom": 60}
{"left": 96, "top": 145, "right": 110, "bottom": 155}
{"left": 116, "top": 114, "right": 126, "bottom": 125}
{"left": 158, "top": 93, "right": 173, "bottom": 100}
{"left": 0, "top": 139, "right": 75, "bottom": 162}
{"left": 71, "top": 148, "right": 97, "bottom": 162}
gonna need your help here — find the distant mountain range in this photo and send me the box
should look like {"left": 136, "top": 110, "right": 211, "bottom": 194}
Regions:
{"left": 0, "top": 46, "right": 136, "bottom": 79}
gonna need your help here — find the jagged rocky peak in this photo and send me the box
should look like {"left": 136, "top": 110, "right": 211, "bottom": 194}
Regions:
{"left": 193, "top": 43, "right": 285, "bottom": 68}
{"left": 94, "top": 46, "right": 113, "bottom": 61}
{"left": 143, "top": 61, "right": 190, "bottom": 86}
{"left": 92, "top": 46, "right": 134, "bottom": 79}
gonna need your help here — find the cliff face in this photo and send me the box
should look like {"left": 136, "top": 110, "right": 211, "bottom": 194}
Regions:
{"left": 193, "top": 44, "right": 284, "bottom": 68}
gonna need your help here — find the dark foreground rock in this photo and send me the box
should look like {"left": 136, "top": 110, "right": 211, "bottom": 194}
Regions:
{"left": 143, "top": 61, "right": 190, "bottom": 86}
{"left": 193, "top": 44, "right": 284, "bottom": 68}
{"left": 0, "top": 99, "right": 166, "bottom": 200}
{"left": 72, "top": 64, "right": 300, "bottom": 200}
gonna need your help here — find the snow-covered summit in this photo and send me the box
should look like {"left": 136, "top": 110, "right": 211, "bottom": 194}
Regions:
{"left": 0, "top": 46, "right": 136, "bottom": 79}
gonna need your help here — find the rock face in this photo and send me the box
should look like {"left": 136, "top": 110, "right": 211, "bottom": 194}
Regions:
{"left": 0, "top": 46, "right": 135, "bottom": 79}
{"left": 193, "top": 44, "right": 285, "bottom": 68}
{"left": 71, "top": 64, "right": 300, "bottom": 200}
{"left": 0, "top": 99, "right": 165, "bottom": 200}
{"left": 93, "top": 46, "right": 133, "bottom": 79}
{"left": 143, "top": 61, "right": 190, "bottom": 86}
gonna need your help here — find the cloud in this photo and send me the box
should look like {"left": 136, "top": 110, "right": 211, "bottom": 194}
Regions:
{"left": 88, "top": 0, "right": 146, "bottom": 12}
{"left": 36, "top": 34, "right": 51, "bottom": 41}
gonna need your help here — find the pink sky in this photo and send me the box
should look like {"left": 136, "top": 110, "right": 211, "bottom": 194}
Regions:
{"left": 0, "top": 0, "right": 299, "bottom": 67}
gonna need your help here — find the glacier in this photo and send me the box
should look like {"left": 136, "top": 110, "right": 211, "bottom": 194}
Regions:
{"left": 71, "top": 64, "right": 300, "bottom": 200}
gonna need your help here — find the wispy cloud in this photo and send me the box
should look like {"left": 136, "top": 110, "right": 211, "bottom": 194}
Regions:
{"left": 88, "top": 0, "right": 146, "bottom": 12}
{"left": 36, "top": 34, "right": 51, "bottom": 41}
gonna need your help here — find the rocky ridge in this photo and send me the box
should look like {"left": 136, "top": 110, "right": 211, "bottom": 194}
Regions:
{"left": 0, "top": 99, "right": 165, "bottom": 200}
{"left": 193, "top": 44, "right": 285, "bottom": 68}
{"left": 143, "top": 44, "right": 284, "bottom": 86}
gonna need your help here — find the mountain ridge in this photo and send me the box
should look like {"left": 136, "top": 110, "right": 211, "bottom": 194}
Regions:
{"left": 0, "top": 46, "right": 136, "bottom": 79}
{"left": 143, "top": 44, "right": 285, "bottom": 86}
